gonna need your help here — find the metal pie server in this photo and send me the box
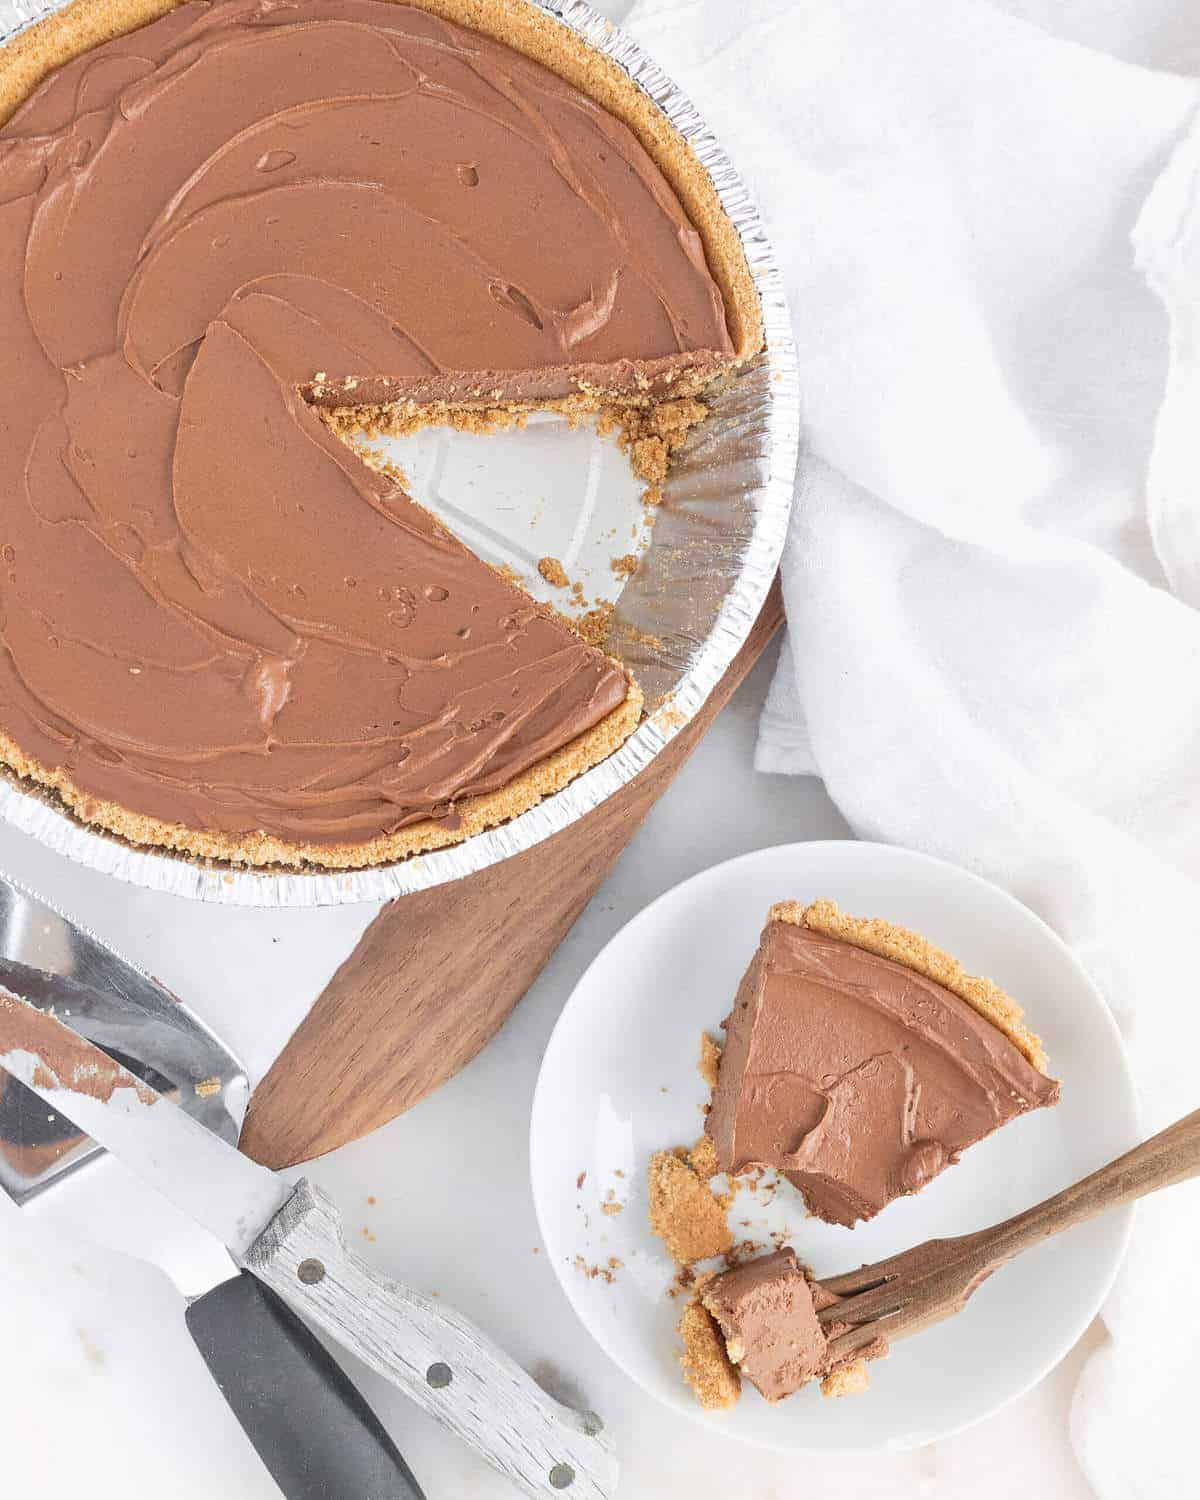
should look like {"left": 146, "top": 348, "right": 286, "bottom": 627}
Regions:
{"left": 0, "top": 981, "right": 616, "bottom": 1499}
{"left": 0, "top": 872, "right": 249, "bottom": 1204}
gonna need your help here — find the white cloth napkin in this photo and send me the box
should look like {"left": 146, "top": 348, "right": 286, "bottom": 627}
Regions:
{"left": 625, "top": 1, "right": 1200, "bottom": 1493}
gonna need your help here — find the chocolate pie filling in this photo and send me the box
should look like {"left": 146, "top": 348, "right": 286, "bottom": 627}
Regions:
{"left": 0, "top": 0, "right": 745, "bottom": 860}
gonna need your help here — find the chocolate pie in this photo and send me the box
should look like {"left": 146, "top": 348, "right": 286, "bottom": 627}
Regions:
{"left": 706, "top": 900, "right": 1060, "bottom": 1227}
{"left": 0, "top": 0, "right": 759, "bottom": 867}
{"left": 679, "top": 1248, "right": 883, "bottom": 1410}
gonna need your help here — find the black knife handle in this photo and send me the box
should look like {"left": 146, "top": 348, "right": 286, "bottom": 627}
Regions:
{"left": 186, "top": 1271, "right": 426, "bottom": 1500}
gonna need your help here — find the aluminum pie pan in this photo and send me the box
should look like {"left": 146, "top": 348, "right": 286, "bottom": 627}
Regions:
{"left": 0, "top": 0, "right": 799, "bottom": 908}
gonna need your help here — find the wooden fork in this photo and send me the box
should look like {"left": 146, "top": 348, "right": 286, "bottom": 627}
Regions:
{"left": 816, "top": 1105, "right": 1200, "bottom": 1362}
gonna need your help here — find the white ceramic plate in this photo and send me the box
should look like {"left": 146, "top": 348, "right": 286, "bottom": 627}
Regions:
{"left": 530, "top": 841, "right": 1138, "bottom": 1452}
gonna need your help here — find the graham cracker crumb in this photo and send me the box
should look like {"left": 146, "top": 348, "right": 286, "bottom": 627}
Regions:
{"left": 334, "top": 427, "right": 410, "bottom": 488}
{"left": 667, "top": 1263, "right": 698, "bottom": 1300}
{"left": 538, "top": 556, "right": 570, "bottom": 588}
{"left": 193, "top": 1077, "right": 221, "bottom": 1099}
{"left": 322, "top": 400, "right": 528, "bottom": 442}
{"left": 689, "top": 1134, "right": 720, "bottom": 1180}
{"left": 573, "top": 1254, "right": 619, "bottom": 1285}
{"left": 678, "top": 1300, "right": 741, "bottom": 1411}
{"left": 648, "top": 1150, "right": 733, "bottom": 1265}
{"left": 611, "top": 553, "right": 638, "bottom": 579}
{"left": 572, "top": 602, "right": 613, "bottom": 649}
{"left": 655, "top": 695, "right": 688, "bottom": 734}
{"left": 698, "top": 1033, "right": 722, "bottom": 1089}
{"left": 821, "top": 1359, "right": 870, "bottom": 1398}
{"left": 624, "top": 624, "right": 664, "bottom": 651}
{"left": 601, "top": 398, "right": 709, "bottom": 503}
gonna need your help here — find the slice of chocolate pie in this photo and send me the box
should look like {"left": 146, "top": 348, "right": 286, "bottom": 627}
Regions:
{"left": 678, "top": 1248, "right": 881, "bottom": 1409}
{"left": 0, "top": 0, "right": 760, "bottom": 868}
{"left": 706, "top": 900, "right": 1060, "bottom": 1227}
{"left": 698, "top": 1249, "right": 830, "bottom": 1403}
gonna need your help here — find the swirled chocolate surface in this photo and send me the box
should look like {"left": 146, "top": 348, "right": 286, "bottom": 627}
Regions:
{"left": 0, "top": 0, "right": 734, "bottom": 849}
{"left": 707, "top": 919, "right": 1060, "bottom": 1226}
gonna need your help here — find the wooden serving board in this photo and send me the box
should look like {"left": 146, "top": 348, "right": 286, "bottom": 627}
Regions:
{"left": 240, "top": 581, "right": 783, "bottom": 1169}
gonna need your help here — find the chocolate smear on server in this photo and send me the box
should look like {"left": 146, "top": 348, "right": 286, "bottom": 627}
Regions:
{"left": 706, "top": 902, "right": 1060, "bottom": 1227}
{"left": 0, "top": 0, "right": 738, "bottom": 856}
{"left": 0, "top": 991, "right": 158, "bottom": 1107}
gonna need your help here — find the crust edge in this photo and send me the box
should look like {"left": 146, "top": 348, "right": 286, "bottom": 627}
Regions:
{"left": 769, "top": 898, "right": 1053, "bottom": 1077}
{"left": 0, "top": 674, "right": 643, "bottom": 871}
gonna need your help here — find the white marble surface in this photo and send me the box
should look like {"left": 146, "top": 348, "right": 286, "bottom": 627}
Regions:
{"left": 0, "top": 646, "right": 1102, "bottom": 1498}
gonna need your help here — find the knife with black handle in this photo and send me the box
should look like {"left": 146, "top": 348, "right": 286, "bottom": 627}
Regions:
{"left": 188, "top": 1271, "right": 426, "bottom": 1499}
{"left": 0, "top": 989, "right": 617, "bottom": 1499}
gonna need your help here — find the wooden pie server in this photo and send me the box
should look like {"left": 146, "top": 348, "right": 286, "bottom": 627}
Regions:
{"left": 241, "top": 582, "right": 784, "bottom": 1168}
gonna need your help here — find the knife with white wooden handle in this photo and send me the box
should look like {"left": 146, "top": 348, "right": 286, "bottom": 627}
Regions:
{"left": 0, "top": 989, "right": 617, "bottom": 1500}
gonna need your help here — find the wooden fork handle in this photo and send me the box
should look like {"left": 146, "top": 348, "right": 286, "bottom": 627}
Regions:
{"left": 822, "top": 1105, "right": 1200, "bottom": 1362}
{"left": 965, "top": 1104, "right": 1200, "bottom": 1272}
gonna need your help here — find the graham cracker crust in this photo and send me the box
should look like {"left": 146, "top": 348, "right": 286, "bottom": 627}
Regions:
{"left": 0, "top": 0, "right": 760, "bottom": 871}
{"left": 771, "top": 899, "right": 1053, "bottom": 1076}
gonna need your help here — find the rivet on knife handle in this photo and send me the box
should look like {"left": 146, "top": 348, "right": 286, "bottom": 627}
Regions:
{"left": 246, "top": 1181, "right": 619, "bottom": 1500}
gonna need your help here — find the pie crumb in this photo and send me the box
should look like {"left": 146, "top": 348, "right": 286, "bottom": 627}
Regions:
{"left": 573, "top": 1254, "right": 620, "bottom": 1285}
{"left": 572, "top": 603, "right": 613, "bottom": 649}
{"left": 822, "top": 1359, "right": 871, "bottom": 1398}
{"left": 678, "top": 1299, "right": 740, "bottom": 1411}
{"left": 699, "top": 1033, "right": 722, "bottom": 1089}
{"left": 689, "top": 1134, "right": 720, "bottom": 1180}
{"left": 648, "top": 1150, "right": 733, "bottom": 1264}
{"left": 601, "top": 398, "right": 709, "bottom": 503}
{"left": 538, "top": 556, "right": 569, "bottom": 588}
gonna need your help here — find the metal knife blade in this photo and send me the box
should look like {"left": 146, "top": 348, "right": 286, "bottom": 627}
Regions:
{"left": 0, "top": 991, "right": 289, "bottom": 1258}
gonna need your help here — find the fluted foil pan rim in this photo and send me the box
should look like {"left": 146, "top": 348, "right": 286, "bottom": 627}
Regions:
{"left": 0, "top": 0, "right": 798, "bottom": 906}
